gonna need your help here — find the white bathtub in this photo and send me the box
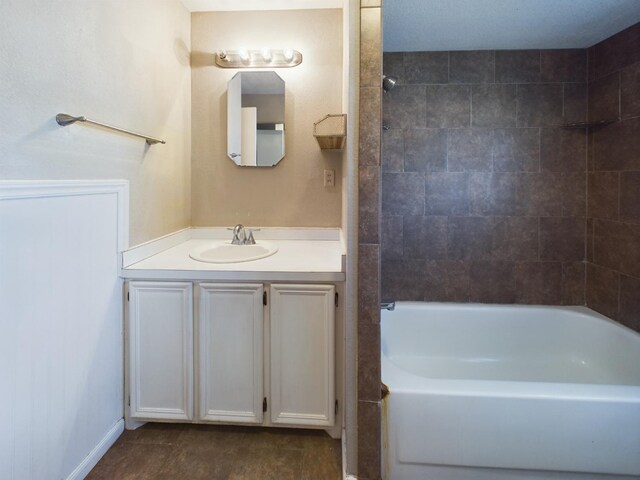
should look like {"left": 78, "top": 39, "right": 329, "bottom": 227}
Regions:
{"left": 381, "top": 303, "right": 640, "bottom": 480}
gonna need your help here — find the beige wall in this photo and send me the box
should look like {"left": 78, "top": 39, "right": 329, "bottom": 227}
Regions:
{"left": 0, "top": 0, "right": 192, "bottom": 246}
{"left": 191, "top": 9, "right": 343, "bottom": 227}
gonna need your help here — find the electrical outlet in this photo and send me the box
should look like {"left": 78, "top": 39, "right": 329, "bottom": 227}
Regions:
{"left": 323, "top": 169, "right": 335, "bottom": 187}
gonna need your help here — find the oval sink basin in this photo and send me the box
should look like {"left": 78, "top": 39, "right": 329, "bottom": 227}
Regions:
{"left": 189, "top": 241, "right": 279, "bottom": 264}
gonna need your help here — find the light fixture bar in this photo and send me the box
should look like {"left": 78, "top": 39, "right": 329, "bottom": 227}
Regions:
{"left": 215, "top": 49, "right": 302, "bottom": 68}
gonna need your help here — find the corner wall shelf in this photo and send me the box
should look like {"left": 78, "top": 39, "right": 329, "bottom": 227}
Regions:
{"left": 314, "top": 114, "right": 347, "bottom": 150}
{"left": 557, "top": 119, "right": 617, "bottom": 129}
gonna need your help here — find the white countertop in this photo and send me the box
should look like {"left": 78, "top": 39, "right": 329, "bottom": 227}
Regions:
{"left": 121, "top": 228, "right": 345, "bottom": 282}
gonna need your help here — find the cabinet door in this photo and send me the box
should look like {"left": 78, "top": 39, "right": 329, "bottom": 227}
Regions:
{"left": 128, "top": 281, "right": 193, "bottom": 421}
{"left": 270, "top": 284, "right": 335, "bottom": 426}
{"left": 198, "top": 283, "right": 264, "bottom": 424}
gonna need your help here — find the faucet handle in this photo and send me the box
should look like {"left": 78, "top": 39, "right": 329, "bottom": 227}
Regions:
{"left": 245, "top": 228, "right": 260, "bottom": 245}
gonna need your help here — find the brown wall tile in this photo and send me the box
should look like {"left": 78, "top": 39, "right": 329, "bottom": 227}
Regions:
{"left": 404, "top": 51, "right": 448, "bottom": 84}
{"left": 588, "top": 22, "right": 640, "bottom": 81}
{"left": 593, "top": 117, "right": 640, "bottom": 171}
{"left": 359, "top": 6, "right": 382, "bottom": 478}
{"left": 587, "top": 172, "right": 619, "bottom": 220}
{"left": 358, "top": 323, "right": 381, "bottom": 402}
{"left": 381, "top": 216, "right": 403, "bottom": 259}
{"left": 358, "top": 244, "right": 380, "bottom": 325}
{"left": 541, "top": 49, "right": 587, "bottom": 83}
{"left": 381, "top": 172, "right": 424, "bottom": 215}
{"left": 593, "top": 219, "right": 640, "bottom": 278}
{"left": 382, "top": 259, "right": 426, "bottom": 300}
{"left": 424, "top": 260, "right": 471, "bottom": 302}
{"left": 425, "top": 172, "right": 469, "bottom": 215}
{"left": 562, "top": 172, "right": 587, "bottom": 217}
{"left": 586, "top": 218, "right": 594, "bottom": 262}
{"left": 586, "top": 264, "right": 619, "bottom": 319}
{"left": 450, "top": 51, "right": 495, "bottom": 84}
{"left": 383, "top": 52, "right": 405, "bottom": 85}
{"left": 359, "top": 166, "right": 380, "bottom": 244}
{"left": 403, "top": 128, "right": 447, "bottom": 172}
{"left": 540, "top": 217, "right": 585, "bottom": 261}
{"left": 495, "top": 50, "right": 540, "bottom": 83}
{"left": 447, "top": 128, "right": 493, "bottom": 172}
{"left": 492, "top": 217, "right": 539, "bottom": 261}
{"left": 469, "top": 172, "right": 521, "bottom": 216}
{"left": 492, "top": 128, "right": 540, "bottom": 172}
{"left": 469, "top": 261, "right": 518, "bottom": 303}
{"left": 517, "top": 84, "right": 563, "bottom": 127}
{"left": 425, "top": 85, "right": 471, "bottom": 128}
{"left": 382, "top": 48, "right": 589, "bottom": 306}
{"left": 588, "top": 72, "right": 620, "bottom": 122}
{"left": 562, "top": 262, "right": 586, "bottom": 305}
{"left": 619, "top": 172, "right": 640, "bottom": 224}
{"left": 381, "top": 128, "right": 404, "bottom": 172}
{"left": 448, "top": 216, "right": 493, "bottom": 260}
{"left": 360, "top": 7, "right": 381, "bottom": 87}
{"left": 621, "top": 62, "right": 640, "bottom": 119}
{"left": 403, "top": 216, "right": 448, "bottom": 260}
{"left": 357, "top": 400, "right": 381, "bottom": 480}
{"left": 360, "top": 87, "right": 382, "bottom": 166}
{"left": 563, "top": 83, "right": 588, "bottom": 123}
{"left": 516, "top": 262, "right": 563, "bottom": 304}
{"left": 540, "top": 128, "right": 586, "bottom": 171}
{"left": 619, "top": 274, "right": 640, "bottom": 331}
{"left": 383, "top": 85, "right": 426, "bottom": 129}
{"left": 472, "top": 84, "right": 517, "bottom": 127}
{"left": 518, "top": 173, "right": 564, "bottom": 217}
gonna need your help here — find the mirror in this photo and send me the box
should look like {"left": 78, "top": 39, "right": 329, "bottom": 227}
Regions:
{"left": 227, "top": 71, "right": 285, "bottom": 167}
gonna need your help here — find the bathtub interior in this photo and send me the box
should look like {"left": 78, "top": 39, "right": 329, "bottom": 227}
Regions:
{"left": 381, "top": 303, "right": 640, "bottom": 479}
{"left": 381, "top": 303, "right": 640, "bottom": 386}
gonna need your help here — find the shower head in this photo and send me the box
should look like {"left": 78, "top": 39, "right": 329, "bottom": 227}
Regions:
{"left": 382, "top": 75, "right": 397, "bottom": 93}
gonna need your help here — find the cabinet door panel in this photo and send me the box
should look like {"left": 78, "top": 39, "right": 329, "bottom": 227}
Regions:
{"left": 270, "top": 284, "right": 335, "bottom": 426}
{"left": 129, "top": 282, "right": 193, "bottom": 421}
{"left": 198, "top": 283, "right": 263, "bottom": 424}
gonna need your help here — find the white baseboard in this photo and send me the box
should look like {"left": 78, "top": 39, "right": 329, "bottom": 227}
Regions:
{"left": 66, "top": 419, "right": 124, "bottom": 480}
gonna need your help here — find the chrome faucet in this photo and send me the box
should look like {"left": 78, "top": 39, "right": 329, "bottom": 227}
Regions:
{"left": 381, "top": 301, "right": 396, "bottom": 311}
{"left": 230, "top": 224, "right": 260, "bottom": 245}
{"left": 231, "top": 224, "right": 246, "bottom": 245}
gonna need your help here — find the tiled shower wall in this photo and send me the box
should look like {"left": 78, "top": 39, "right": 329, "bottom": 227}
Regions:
{"left": 586, "top": 22, "right": 640, "bottom": 332}
{"left": 381, "top": 49, "right": 588, "bottom": 304}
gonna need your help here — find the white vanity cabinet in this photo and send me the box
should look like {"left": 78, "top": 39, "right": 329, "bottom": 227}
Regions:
{"left": 270, "top": 284, "right": 335, "bottom": 427}
{"left": 126, "top": 280, "right": 337, "bottom": 431}
{"left": 128, "top": 281, "right": 194, "bottom": 421}
{"left": 198, "top": 283, "right": 264, "bottom": 424}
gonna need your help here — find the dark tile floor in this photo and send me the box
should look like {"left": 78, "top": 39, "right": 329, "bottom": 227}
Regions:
{"left": 87, "top": 423, "right": 342, "bottom": 480}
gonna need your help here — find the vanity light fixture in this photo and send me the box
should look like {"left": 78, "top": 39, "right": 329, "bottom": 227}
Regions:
{"left": 214, "top": 49, "right": 302, "bottom": 68}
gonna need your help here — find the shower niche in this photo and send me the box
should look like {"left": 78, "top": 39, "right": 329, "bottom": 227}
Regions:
{"left": 227, "top": 71, "right": 285, "bottom": 167}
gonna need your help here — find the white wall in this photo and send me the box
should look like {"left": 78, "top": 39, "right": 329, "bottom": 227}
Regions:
{"left": 0, "top": 0, "right": 191, "bottom": 246}
{"left": 0, "top": 181, "right": 128, "bottom": 480}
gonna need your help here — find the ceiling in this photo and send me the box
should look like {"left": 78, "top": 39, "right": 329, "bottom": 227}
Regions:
{"left": 384, "top": 0, "right": 640, "bottom": 51}
{"left": 180, "top": 0, "right": 342, "bottom": 11}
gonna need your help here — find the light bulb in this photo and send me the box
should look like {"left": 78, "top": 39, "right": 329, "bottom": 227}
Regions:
{"left": 239, "top": 49, "right": 250, "bottom": 61}
{"left": 283, "top": 48, "right": 294, "bottom": 61}
{"left": 261, "top": 48, "right": 272, "bottom": 62}
{"left": 217, "top": 50, "right": 228, "bottom": 61}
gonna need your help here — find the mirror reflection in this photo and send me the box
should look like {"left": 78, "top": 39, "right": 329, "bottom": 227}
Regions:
{"left": 227, "top": 71, "right": 285, "bottom": 167}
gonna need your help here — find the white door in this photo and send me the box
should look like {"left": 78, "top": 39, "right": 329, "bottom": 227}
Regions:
{"left": 128, "top": 281, "right": 193, "bottom": 421}
{"left": 198, "top": 283, "right": 264, "bottom": 424}
{"left": 270, "top": 284, "right": 335, "bottom": 427}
